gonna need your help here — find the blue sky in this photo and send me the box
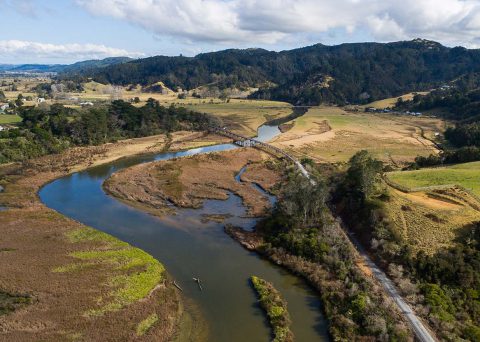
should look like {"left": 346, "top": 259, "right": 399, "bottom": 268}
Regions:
{"left": 1, "top": 0, "right": 480, "bottom": 64}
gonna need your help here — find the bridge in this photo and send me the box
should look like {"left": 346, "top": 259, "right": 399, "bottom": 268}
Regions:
{"left": 208, "top": 126, "right": 312, "bottom": 181}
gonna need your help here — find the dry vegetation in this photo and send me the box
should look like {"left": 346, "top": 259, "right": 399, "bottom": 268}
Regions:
{"left": 272, "top": 106, "right": 443, "bottom": 165}
{"left": 384, "top": 187, "right": 480, "bottom": 255}
{"left": 182, "top": 101, "right": 292, "bottom": 136}
{"left": 104, "top": 148, "right": 282, "bottom": 217}
{"left": 0, "top": 131, "right": 223, "bottom": 341}
{"left": 361, "top": 92, "right": 430, "bottom": 109}
{"left": 383, "top": 162, "right": 480, "bottom": 255}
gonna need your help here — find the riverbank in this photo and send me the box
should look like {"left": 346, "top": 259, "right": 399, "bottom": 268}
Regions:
{"left": 0, "top": 131, "right": 222, "bottom": 341}
{"left": 104, "top": 148, "right": 282, "bottom": 218}
{"left": 225, "top": 222, "right": 413, "bottom": 341}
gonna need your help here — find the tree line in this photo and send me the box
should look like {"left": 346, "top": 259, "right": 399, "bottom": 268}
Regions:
{"left": 0, "top": 100, "right": 216, "bottom": 164}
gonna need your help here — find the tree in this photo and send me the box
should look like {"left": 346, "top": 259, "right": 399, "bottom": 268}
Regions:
{"left": 0, "top": 90, "right": 5, "bottom": 102}
{"left": 219, "top": 91, "right": 229, "bottom": 102}
{"left": 280, "top": 173, "right": 328, "bottom": 226}
{"left": 345, "top": 150, "right": 383, "bottom": 200}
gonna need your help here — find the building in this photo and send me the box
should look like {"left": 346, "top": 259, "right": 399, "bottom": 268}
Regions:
{"left": 0, "top": 104, "right": 9, "bottom": 112}
{"left": 37, "top": 97, "right": 46, "bottom": 103}
{"left": 0, "top": 125, "right": 5, "bottom": 132}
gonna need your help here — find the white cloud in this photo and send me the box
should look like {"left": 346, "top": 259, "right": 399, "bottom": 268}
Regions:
{"left": 0, "top": 40, "right": 144, "bottom": 61}
{"left": 76, "top": 0, "right": 480, "bottom": 48}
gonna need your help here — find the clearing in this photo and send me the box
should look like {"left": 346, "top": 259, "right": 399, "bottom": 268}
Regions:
{"left": 362, "top": 92, "right": 430, "bottom": 109}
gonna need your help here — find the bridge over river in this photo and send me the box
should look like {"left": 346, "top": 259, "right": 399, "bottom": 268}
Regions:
{"left": 209, "top": 126, "right": 312, "bottom": 181}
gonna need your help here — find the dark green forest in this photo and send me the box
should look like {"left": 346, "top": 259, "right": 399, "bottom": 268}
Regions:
{"left": 64, "top": 39, "right": 480, "bottom": 106}
{"left": 0, "top": 100, "right": 215, "bottom": 163}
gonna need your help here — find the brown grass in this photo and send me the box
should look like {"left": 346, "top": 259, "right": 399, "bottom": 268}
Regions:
{"left": 271, "top": 106, "right": 443, "bottom": 165}
{"left": 385, "top": 187, "right": 480, "bottom": 255}
{"left": 105, "top": 149, "right": 282, "bottom": 218}
{"left": 0, "top": 131, "right": 222, "bottom": 341}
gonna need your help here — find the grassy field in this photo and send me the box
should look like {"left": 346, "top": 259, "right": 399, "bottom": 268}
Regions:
{"left": 387, "top": 161, "right": 480, "bottom": 196}
{"left": 363, "top": 92, "right": 429, "bottom": 109}
{"left": 272, "top": 106, "right": 443, "bottom": 165}
{"left": 0, "top": 114, "right": 21, "bottom": 124}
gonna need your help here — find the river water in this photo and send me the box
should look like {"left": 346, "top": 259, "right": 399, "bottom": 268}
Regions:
{"left": 39, "top": 125, "right": 330, "bottom": 342}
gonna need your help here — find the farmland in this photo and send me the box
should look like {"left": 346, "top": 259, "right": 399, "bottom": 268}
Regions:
{"left": 387, "top": 161, "right": 480, "bottom": 196}
{"left": 183, "top": 100, "right": 292, "bottom": 136}
{"left": 271, "top": 106, "right": 443, "bottom": 165}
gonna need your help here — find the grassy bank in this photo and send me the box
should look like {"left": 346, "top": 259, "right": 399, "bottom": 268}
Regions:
{"left": 250, "top": 276, "right": 293, "bottom": 342}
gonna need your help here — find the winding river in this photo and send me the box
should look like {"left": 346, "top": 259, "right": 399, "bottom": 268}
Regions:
{"left": 39, "top": 125, "right": 330, "bottom": 342}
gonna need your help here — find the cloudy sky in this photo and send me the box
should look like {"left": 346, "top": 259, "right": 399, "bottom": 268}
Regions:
{"left": 1, "top": 0, "right": 480, "bottom": 64}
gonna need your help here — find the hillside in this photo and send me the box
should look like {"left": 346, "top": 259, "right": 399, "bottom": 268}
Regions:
{"left": 63, "top": 39, "right": 480, "bottom": 106}
{"left": 0, "top": 57, "right": 132, "bottom": 74}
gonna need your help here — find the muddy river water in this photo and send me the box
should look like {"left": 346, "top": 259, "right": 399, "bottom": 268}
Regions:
{"left": 39, "top": 125, "right": 330, "bottom": 342}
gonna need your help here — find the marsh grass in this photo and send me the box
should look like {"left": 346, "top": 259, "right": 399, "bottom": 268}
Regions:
{"left": 136, "top": 313, "right": 159, "bottom": 336}
{"left": 0, "top": 291, "right": 31, "bottom": 316}
{"left": 62, "top": 228, "right": 165, "bottom": 316}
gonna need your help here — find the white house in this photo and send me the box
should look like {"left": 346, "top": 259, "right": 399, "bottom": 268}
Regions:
{"left": 0, "top": 104, "right": 9, "bottom": 112}
{"left": 0, "top": 125, "right": 5, "bottom": 132}
{"left": 37, "top": 97, "right": 46, "bottom": 103}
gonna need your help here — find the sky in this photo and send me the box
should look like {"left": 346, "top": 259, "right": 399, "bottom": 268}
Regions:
{"left": 1, "top": 0, "right": 480, "bottom": 64}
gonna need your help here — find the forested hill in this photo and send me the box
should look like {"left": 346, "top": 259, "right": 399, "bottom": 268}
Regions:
{"left": 0, "top": 57, "right": 132, "bottom": 74}
{"left": 62, "top": 39, "right": 480, "bottom": 105}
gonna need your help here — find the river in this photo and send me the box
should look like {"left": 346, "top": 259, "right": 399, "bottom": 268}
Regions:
{"left": 39, "top": 125, "right": 330, "bottom": 342}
